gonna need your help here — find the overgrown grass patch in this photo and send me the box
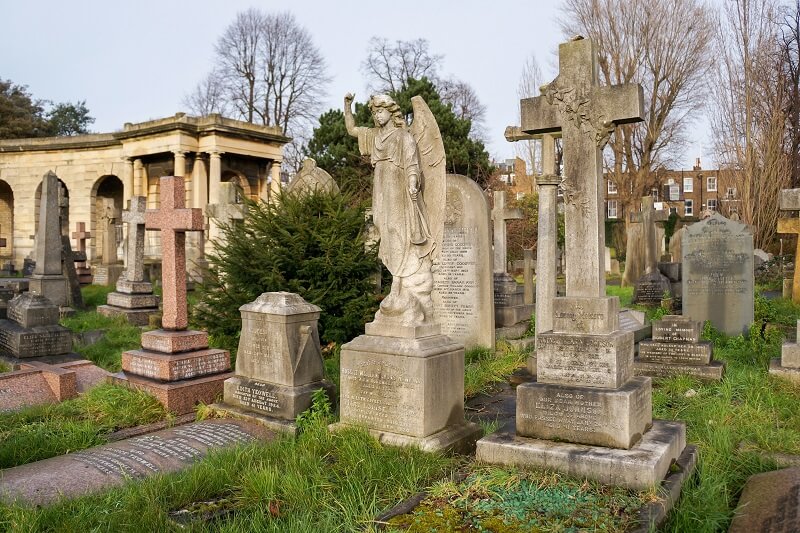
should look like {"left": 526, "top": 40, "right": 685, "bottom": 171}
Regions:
{"left": 0, "top": 384, "right": 168, "bottom": 468}
{"left": 61, "top": 311, "right": 142, "bottom": 372}
{"left": 605, "top": 284, "right": 633, "bottom": 308}
{"left": 464, "top": 343, "right": 526, "bottom": 399}
{"left": 78, "top": 284, "right": 115, "bottom": 309}
{"left": 0, "top": 360, "right": 10, "bottom": 373}
{"left": 386, "top": 465, "right": 650, "bottom": 532}
{"left": 653, "top": 315, "right": 800, "bottom": 532}
{"left": 0, "top": 419, "right": 456, "bottom": 532}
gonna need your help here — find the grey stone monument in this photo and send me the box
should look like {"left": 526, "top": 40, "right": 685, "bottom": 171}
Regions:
{"left": 98, "top": 197, "right": 160, "bottom": 325}
{"left": 682, "top": 212, "right": 754, "bottom": 336}
{"left": 431, "top": 174, "right": 495, "bottom": 350}
{"left": 0, "top": 292, "right": 74, "bottom": 360}
{"left": 633, "top": 197, "right": 672, "bottom": 304}
{"left": 28, "top": 172, "right": 69, "bottom": 308}
{"left": 478, "top": 37, "right": 688, "bottom": 490}
{"left": 634, "top": 315, "right": 724, "bottom": 380}
{"left": 93, "top": 198, "right": 125, "bottom": 287}
{"left": 285, "top": 158, "right": 340, "bottom": 196}
{"left": 332, "top": 93, "right": 481, "bottom": 452}
{"left": 213, "top": 292, "right": 335, "bottom": 433}
{"left": 769, "top": 319, "right": 800, "bottom": 383}
{"left": 492, "top": 190, "right": 534, "bottom": 337}
{"left": 206, "top": 181, "right": 245, "bottom": 249}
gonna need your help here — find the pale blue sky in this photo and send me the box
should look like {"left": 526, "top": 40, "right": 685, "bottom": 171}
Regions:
{"left": 2, "top": 0, "right": 710, "bottom": 168}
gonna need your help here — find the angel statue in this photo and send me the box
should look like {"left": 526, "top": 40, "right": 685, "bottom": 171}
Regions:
{"left": 344, "top": 92, "right": 445, "bottom": 327}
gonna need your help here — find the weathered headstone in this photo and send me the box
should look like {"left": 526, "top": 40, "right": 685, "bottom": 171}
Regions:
{"left": 669, "top": 226, "right": 686, "bottom": 261}
{"left": 777, "top": 188, "right": 800, "bottom": 304}
{"left": 633, "top": 197, "right": 672, "bottom": 304}
{"left": 72, "top": 222, "right": 93, "bottom": 284}
{"left": 728, "top": 467, "right": 800, "bottom": 533}
{"left": 682, "top": 212, "right": 754, "bottom": 336}
{"left": 634, "top": 315, "right": 724, "bottom": 380}
{"left": 431, "top": 174, "right": 495, "bottom": 350}
{"left": 98, "top": 197, "right": 160, "bottom": 325}
{"left": 492, "top": 190, "right": 534, "bottom": 335}
{"left": 618, "top": 308, "right": 651, "bottom": 343}
{"left": 769, "top": 319, "right": 800, "bottom": 383}
{"left": 0, "top": 420, "right": 271, "bottom": 506}
{"left": 206, "top": 181, "right": 245, "bottom": 245}
{"left": 285, "top": 158, "right": 340, "bottom": 196}
{"left": 0, "top": 293, "right": 74, "bottom": 359}
{"left": 0, "top": 359, "right": 110, "bottom": 412}
{"left": 93, "top": 198, "right": 124, "bottom": 287}
{"left": 212, "top": 292, "right": 335, "bottom": 433}
{"left": 28, "top": 172, "right": 69, "bottom": 308}
{"left": 61, "top": 235, "right": 84, "bottom": 311}
{"left": 111, "top": 178, "right": 232, "bottom": 414}
{"left": 478, "top": 37, "right": 688, "bottom": 490}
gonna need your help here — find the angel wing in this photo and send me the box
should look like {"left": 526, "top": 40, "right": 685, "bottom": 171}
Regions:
{"left": 409, "top": 95, "right": 446, "bottom": 263}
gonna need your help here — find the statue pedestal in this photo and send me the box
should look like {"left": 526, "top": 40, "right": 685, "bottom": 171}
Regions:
{"left": 331, "top": 324, "right": 480, "bottom": 453}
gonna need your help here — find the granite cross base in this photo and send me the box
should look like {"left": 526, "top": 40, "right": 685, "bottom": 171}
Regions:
{"left": 769, "top": 319, "right": 800, "bottom": 384}
{"left": 476, "top": 420, "right": 687, "bottom": 490}
{"left": 333, "top": 329, "right": 481, "bottom": 454}
{"left": 634, "top": 315, "right": 725, "bottom": 381}
{"left": 0, "top": 420, "right": 273, "bottom": 506}
{"left": 98, "top": 279, "right": 160, "bottom": 326}
{"left": 0, "top": 359, "right": 111, "bottom": 412}
{"left": 113, "top": 329, "right": 231, "bottom": 414}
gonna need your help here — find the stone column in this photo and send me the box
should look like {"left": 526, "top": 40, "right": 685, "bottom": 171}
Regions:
{"left": 122, "top": 157, "right": 134, "bottom": 205}
{"left": 133, "top": 159, "right": 145, "bottom": 198}
{"left": 208, "top": 151, "right": 223, "bottom": 206}
{"left": 173, "top": 150, "right": 187, "bottom": 177}
{"left": 269, "top": 160, "right": 282, "bottom": 203}
{"left": 536, "top": 134, "right": 559, "bottom": 340}
{"left": 192, "top": 153, "right": 208, "bottom": 209}
{"left": 260, "top": 161, "right": 272, "bottom": 203}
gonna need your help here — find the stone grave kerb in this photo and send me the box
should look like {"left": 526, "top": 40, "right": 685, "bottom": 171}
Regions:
{"left": 34, "top": 171, "right": 62, "bottom": 277}
{"left": 145, "top": 177, "right": 204, "bottom": 330}
{"left": 491, "top": 190, "right": 522, "bottom": 275}
{"left": 122, "top": 196, "right": 147, "bottom": 283}
{"left": 72, "top": 222, "right": 91, "bottom": 254}
{"left": 519, "top": 36, "right": 644, "bottom": 298}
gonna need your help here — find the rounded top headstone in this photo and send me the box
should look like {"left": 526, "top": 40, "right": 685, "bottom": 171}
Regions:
{"left": 239, "top": 292, "right": 321, "bottom": 316}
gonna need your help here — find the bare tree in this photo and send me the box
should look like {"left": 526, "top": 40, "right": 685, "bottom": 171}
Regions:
{"left": 438, "top": 78, "right": 488, "bottom": 140}
{"left": 560, "top": 0, "right": 713, "bottom": 221}
{"left": 214, "top": 8, "right": 264, "bottom": 123}
{"left": 781, "top": 1, "right": 800, "bottom": 188}
{"left": 183, "top": 70, "right": 229, "bottom": 116}
{"left": 515, "top": 53, "right": 545, "bottom": 175}
{"left": 361, "top": 37, "right": 443, "bottom": 93}
{"left": 710, "top": 0, "right": 789, "bottom": 249}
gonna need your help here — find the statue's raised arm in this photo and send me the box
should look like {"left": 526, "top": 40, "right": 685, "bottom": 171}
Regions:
{"left": 343, "top": 93, "right": 357, "bottom": 137}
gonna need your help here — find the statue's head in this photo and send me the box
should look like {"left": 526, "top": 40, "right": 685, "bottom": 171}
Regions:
{"left": 368, "top": 94, "right": 405, "bottom": 127}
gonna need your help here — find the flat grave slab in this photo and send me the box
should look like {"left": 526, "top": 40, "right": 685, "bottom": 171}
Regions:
{"left": 0, "top": 419, "right": 273, "bottom": 506}
{"left": 0, "top": 359, "right": 109, "bottom": 411}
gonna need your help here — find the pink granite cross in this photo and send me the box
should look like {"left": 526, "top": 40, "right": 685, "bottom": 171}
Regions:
{"left": 72, "top": 222, "right": 91, "bottom": 254}
{"left": 145, "top": 176, "right": 203, "bottom": 330}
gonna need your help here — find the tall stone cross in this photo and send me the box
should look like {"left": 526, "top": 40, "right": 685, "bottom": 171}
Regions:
{"left": 633, "top": 196, "right": 669, "bottom": 275}
{"left": 35, "top": 171, "right": 63, "bottom": 276}
{"left": 491, "top": 190, "right": 522, "bottom": 274}
{"left": 72, "top": 222, "right": 91, "bottom": 254}
{"left": 778, "top": 189, "right": 800, "bottom": 303}
{"left": 123, "top": 196, "right": 147, "bottom": 283}
{"left": 519, "top": 37, "right": 644, "bottom": 297}
{"left": 145, "top": 177, "right": 203, "bottom": 330}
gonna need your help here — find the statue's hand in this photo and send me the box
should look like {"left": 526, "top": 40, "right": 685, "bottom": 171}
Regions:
{"left": 344, "top": 93, "right": 355, "bottom": 106}
{"left": 409, "top": 186, "right": 418, "bottom": 201}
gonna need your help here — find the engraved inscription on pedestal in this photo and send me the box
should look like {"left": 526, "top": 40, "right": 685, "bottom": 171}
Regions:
{"left": 231, "top": 381, "right": 282, "bottom": 413}
{"left": 536, "top": 330, "right": 633, "bottom": 389}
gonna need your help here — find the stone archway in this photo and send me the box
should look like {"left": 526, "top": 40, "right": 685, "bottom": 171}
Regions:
{"left": 35, "top": 178, "right": 69, "bottom": 238}
{"left": 0, "top": 181, "right": 13, "bottom": 260}
{"left": 221, "top": 170, "right": 251, "bottom": 203}
{"left": 90, "top": 175, "right": 124, "bottom": 264}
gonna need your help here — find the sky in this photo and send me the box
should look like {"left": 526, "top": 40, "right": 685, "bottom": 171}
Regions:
{"left": 2, "top": 0, "right": 711, "bottom": 169}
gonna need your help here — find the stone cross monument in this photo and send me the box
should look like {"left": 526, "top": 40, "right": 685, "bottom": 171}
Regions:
{"left": 632, "top": 196, "right": 672, "bottom": 303}
{"left": 778, "top": 188, "right": 800, "bottom": 303}
{"left": 478, "top": 37, "right": 687, "bottom": 490}
{"left": 98, "top": 196, "right": 159, "bottom": 325}
{"left": 112, "top": 178, "right": 232, "bottom": 414}
{"left": 491, "top": 190, "right": 522, "bottom": 275}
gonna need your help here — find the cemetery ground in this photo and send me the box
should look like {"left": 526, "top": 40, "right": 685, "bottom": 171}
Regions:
{"left": 0, "top": 285, "right": 798, "bottom": 531}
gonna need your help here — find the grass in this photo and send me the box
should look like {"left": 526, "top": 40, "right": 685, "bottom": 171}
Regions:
{"left": 0, "top": 417, "right": 456, "bottom": 532}
{"left": 464, "top": 343, "right": 527, "bottom": 399}
{"left": 0, "top": 384, "right": 169, "bottom": 468}
{"left": 60, "top": 311, "right": 143, "bottom": 372}
{"left": 386, "top": 466, "right": 651, "bottom": 532}
{"left": 605, "top": 284, "right": 634, "bottom": 308}
{"left": 0, "top": 360, "right": 10, "bottom": 373}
